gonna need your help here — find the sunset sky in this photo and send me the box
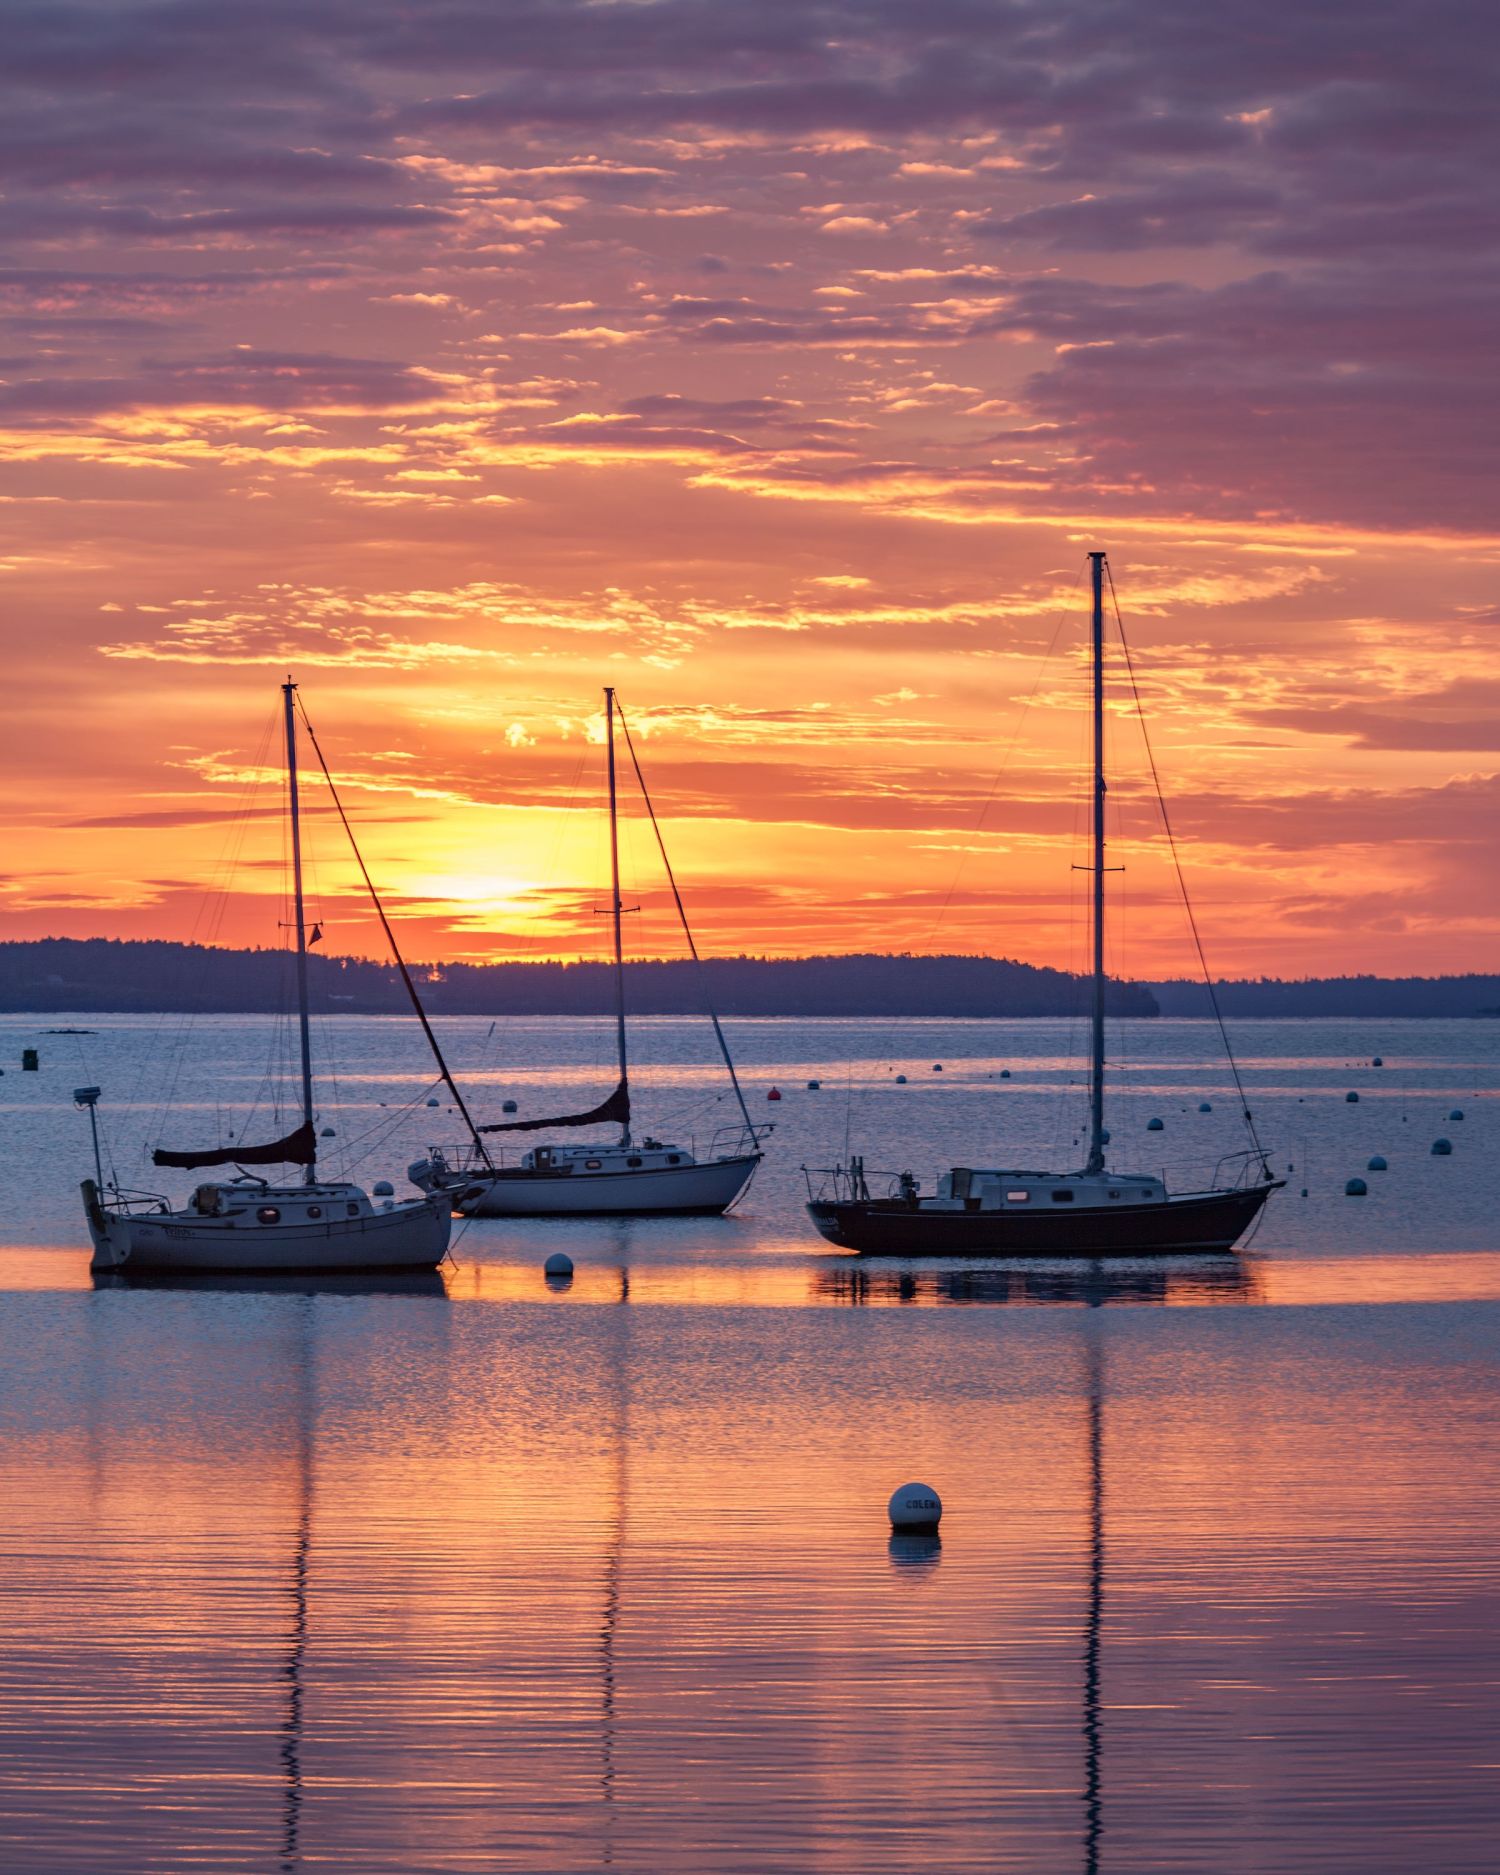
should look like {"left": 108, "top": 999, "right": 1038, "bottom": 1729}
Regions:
{"left": 1, "top": 1, "right": 1494, "bottom": 978}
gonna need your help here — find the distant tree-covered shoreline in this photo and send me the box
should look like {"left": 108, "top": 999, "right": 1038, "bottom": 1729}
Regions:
{"left": 0, "top": 938, "right": 1496, "bottom": 1018}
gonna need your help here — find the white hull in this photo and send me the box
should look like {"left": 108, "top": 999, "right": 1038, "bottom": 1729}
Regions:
{"left": 84, "top": 1183, "right": 451, "bottom": 1275}
{"left": 455, "top": 1154, "right": 759, "bottom": 1218}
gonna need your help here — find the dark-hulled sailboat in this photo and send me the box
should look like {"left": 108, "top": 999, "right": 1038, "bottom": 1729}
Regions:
{"left": 806, "top": 551, "right": 1281, "bottom": 1257}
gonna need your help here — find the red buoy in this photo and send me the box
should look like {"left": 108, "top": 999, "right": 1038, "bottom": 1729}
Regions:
{"left": 767, "top": 1087, "right": 782, "bottom": 1101}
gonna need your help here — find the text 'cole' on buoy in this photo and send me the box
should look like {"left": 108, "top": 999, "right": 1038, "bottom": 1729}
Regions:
{"left": 544, "top": 1253, "right": 574, "bottom": 1281}
{"left": 888, "top": 1482, "right": 942, "bottom": 1529}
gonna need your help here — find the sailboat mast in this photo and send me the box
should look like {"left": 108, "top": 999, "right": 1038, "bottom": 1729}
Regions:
{"left": 604, "top": 687, "right": 631, "bottom": 1146}
{"left": 283, "top": 680, "right": 317, "bottom": 1182}
{"left": 1087, "top": 553, "right": 1107, "bottom": 1176}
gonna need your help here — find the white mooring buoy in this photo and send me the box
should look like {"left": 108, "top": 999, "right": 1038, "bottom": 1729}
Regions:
{"left": 888, "top": 1482, "right": 942, "bottom": 1529}
{"left": 544, "top": 1253, "right": 574, "bottom": 1281}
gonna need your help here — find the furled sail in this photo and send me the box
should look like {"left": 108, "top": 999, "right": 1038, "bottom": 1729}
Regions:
{"left": 152, "top": 1119, "right": 317, "bottom": 1171}
{"left": 477, "top": 1079, "right": 630, "bottom": 1135}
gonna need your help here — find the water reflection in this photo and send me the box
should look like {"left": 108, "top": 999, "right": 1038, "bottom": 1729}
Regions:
{"left": 819, "top": 1255, "right": 1254, "bottom": 1309}
{"left": 280, "top": 1300, "right": 313, "bottom": 1873}
{"left": 92, "top": 1268, "right": 449, "bottom": 1299}
{"left": 887, "top": 1529, "right": 942, "bottom": 1573}
{"left": 1082, "top": 1331, "right": 1104, "bottom": 1875}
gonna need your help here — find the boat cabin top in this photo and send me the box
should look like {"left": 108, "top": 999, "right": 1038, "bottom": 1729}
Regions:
{"left": 520, "top": 1141, "right": 695, "bottom": 1174}
{"left": 186, "top": 1180, "right": 379, "bottom": 1223}
{"left": 931, "top": 1168, "right": 1167, "bottom": 1211}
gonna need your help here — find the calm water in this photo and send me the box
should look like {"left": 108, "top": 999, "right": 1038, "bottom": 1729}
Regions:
{"left": 1, "top": 1015, "right": 1497, "bottom": 1872}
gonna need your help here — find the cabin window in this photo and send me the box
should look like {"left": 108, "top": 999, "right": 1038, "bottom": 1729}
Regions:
{"left": 667, "top": 1154, "right": 681, "bottom": 1165}
{"left": 626, "top": 1155, "right": 643, "bottom": 1168}
{"left": 307, "top": 1205, "right": 322, "bottom": 1219}
{"left": 256, "top": 1206, "right": 281, "bottom": 1224}
{"left": 1050, "top": 1189, "right": 1075, "bottom": 1203}
{"left": 586, "top": 1158, "right": 603, "bottom": 1170}
{"left": 1108, "top": 1190, "right": 1120, "bottom": 1200}
{"left": 346, "top": 1202, "right": 359, "bottom": 1217}
{"left": 1006, "top": 1190, "right": 1029, "bottom": 1203}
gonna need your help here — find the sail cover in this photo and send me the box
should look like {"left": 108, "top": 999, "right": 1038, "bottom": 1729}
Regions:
{"left": 477, "top": 1079, "right": 630, "bottom": 1134}
{"left": 153, "top": 1119, "right": 318, "bottom": 1171}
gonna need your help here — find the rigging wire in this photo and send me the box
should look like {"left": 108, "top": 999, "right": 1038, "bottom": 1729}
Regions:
{"left": 294, "top": 696, "right": 494, "bottom": 1168}
{"left": 1104, "top": 561, "right": 1267, "bottom": 1167}
{"left": 613, "top": 699, "right": 757, "bottom": 1139}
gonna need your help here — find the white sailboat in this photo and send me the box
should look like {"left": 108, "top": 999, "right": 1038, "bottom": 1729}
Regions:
{"left": 409, "top": 687, "right": 767, "bottom": 1218}
{"left": 81, "top": 681, "right": 457, "bottom": 1276}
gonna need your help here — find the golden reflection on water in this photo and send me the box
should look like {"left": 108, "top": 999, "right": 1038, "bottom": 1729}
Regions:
{"left": 1, "top": 1245, "right": 1498, "bottom": 1871}
{"left": 6, "top": 1244, "right": 1499, "bottom": 1309}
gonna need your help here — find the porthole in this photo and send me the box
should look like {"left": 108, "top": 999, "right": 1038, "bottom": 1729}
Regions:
{"left": 1050, "top": 1189, "right": 1075, "bottom": 1203}
{"left": 1006, "top": 1190, "right": 1029, "bottom": 1203}
{"left": 307, "top": 1205, "right": 323, "bottom": 1219}
{"left": 256, "top": 1206, "right": 281, "bottom": 1224}
{"left": 625, "top": 1156, "right": 642, "bottom": 1168}
{"left": 346, "top": 1202, "right": 359, "bottom": 1217}
{"left": 1108, "top": 1190, "right": 1120, "bottom": 1200}
{"left": 667, "top": 1154, "right": 681, "bottom": 1165}
{"left": 586, "top": 1158, "right": 603, "bottom": 1170}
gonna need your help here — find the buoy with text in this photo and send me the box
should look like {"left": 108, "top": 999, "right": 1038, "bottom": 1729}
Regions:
{"left": 888, "top": 1482, "right": 942, "bottom": 1529}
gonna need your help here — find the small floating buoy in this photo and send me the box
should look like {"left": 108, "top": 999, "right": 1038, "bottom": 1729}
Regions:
{"left": 1198, "top": 1102, "right": 1213, "bottom": 1112}
{"left": 1431, "top": 1137, "right": 1453, "bottom": 1155}
{"left": 502, "top": 1099, "right": 518, "bottom": 1113}
{"left": 373, "top": 1180, "right": 394, "bottom": 1197}
{"left": 894, "top": 1074, "right": 907, "bottom": 1084}
{"left": 1345, "top": 1177, "right": 1367, "bottom": 1196}
{"left": 1449, "top": 1108, "right": 1464, "bottom": 1121}
{"left": 544, "top": 1252, "right": 573, "bottom": 1282}
{"left": 1147, "top": 1117, "right": 1164, "bottom": 1131}
{"left": 21, "top": 1048, "right": 38, "bottom": 1071}
{"left": 888, "top": 1482, "right": 941, "bottom": 1529}
{"left": 426, "top": 1097, "right": 440, "bottom": 1107}
{"left": 767, "top": 1087, "right": 782, "bottom": 1101}
{"left": 1000, "top": 1069, "right": 1011, "bottom": 1079}
{"left": 1345, "top": 1091, "right": 1359, "bottom": 1103}
{"left": 320, "top": 1126, "right": 335, "bottom": 1138}
{"left": 1367, "top": 1155, "right": 1387, "bottom": 1171}
{"left": 932, "top": 1063, "right": 943, "bottom": 1072}
{"left": 806, "top": 1079, "right": 821, "bottom": 1090}
{"left": 1373, "top": 1056, "right": 1384, "bottom": 1067}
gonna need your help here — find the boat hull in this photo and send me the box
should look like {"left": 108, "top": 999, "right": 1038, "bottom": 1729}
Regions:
{"left": 84, "top": 1185, "right": 452, "bottom": 1275}
{"left": 455, "top": 1154, "right": 760, "bottom": 1218}
{"left": 806, "top": 1183, "right": 1279, "bottom": 1257}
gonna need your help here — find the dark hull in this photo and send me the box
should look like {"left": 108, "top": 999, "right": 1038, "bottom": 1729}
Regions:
{"left": 807, "top": 1183, "right": 1279, "bottom": 1257}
